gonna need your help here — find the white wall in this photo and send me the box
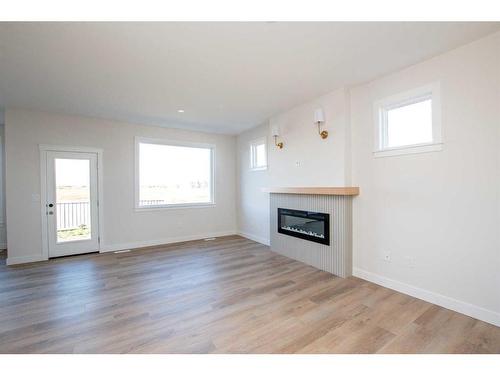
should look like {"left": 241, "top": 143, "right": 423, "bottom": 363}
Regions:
{"left": 4, "top": 31, "right": 500, "bottom": 327}
{"left": 0, "top": 117, "right": 6, "bottom": 249}
{"left": 5, "top": 109, "right": 237, "bottom": 264}
{"left": 237, "top": 123, "right": 270, "bottom": 244}
{"left": 351, "top": 31, "right": 500, "bottom": 325}
{"left": 237, "top": 31, "right": 500, "bottom": 326}
{"left": 237, "top": 88, "right": 351, "bottom": 244}
{"left": 267, "top": 88, "right": 352, "bottom": 187}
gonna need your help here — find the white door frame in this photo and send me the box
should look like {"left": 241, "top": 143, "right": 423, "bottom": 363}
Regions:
{"left": 39, "top": 144, "right": 104, "bottom": 260}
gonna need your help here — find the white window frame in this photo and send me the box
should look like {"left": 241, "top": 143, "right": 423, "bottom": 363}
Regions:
{"left": 373, "top": 82, "right": 442, "bottom": 158}
{"left": 135, "top": 137, "right": 216, "bottom": 211}
{"left": 38, "top": 144, "right": 104, "bottom": 261}
{"left": 249, "top": 137, "right": 268, "bottom": 171}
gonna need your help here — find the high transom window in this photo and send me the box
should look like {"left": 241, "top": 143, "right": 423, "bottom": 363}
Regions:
{"left": 249, "top": 137, "right": 267, "bottom": 171}
{"left": 374, "top": 83, "right": 442, "bottom": 157}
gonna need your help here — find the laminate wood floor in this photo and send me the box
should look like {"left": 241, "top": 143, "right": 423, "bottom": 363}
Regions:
{"left": 0, "top": 236, "right": 499, "bottom": 354}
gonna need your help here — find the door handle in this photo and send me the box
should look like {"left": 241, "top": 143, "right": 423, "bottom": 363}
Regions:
{"left": 48, "top": 203, "right": 54, "bottom": 207}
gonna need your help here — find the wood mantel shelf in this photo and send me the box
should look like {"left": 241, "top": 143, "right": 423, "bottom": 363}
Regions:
{"left": 262, "top": 187, "right": 359, "bottom": 196}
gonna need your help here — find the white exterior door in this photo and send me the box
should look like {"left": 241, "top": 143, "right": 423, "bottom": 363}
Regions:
{"left": 45, "top": 151, "right": 99, "bottom": 257}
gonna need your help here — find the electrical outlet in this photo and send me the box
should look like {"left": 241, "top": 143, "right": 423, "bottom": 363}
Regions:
{"left": 383, "top": 251, "right": 391, "bottom": 262}
{"left": 295, "top": 161, "right": 301, "bottom": 167}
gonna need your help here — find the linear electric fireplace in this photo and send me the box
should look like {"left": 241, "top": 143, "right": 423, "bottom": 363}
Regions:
{"left": 277, "top": 208, "right": 330, "bottom": 245}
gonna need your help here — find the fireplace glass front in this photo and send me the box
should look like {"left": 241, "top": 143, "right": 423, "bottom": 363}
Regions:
{"left": 277, "top": 208, "right": 330, "bottom": 245}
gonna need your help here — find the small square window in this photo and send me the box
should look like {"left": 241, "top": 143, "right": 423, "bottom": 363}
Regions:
{"left": 374, "top": 83, "right": 442, "bottom": 157}
{"left": 250, "top": 138, "right": 267, "bottom": 170}
{"left": 386, "top": 97, "right": 432, "bottom": 148}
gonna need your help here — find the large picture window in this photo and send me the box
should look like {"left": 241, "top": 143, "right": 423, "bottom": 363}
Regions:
{"left": 136, "top": 138, "right": 215, "bottom": 209}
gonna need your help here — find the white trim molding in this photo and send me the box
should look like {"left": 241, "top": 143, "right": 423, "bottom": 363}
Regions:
{"left": 99, "top": 230, "right": 236, "bottom": 253}
{"left": 373, "top": 142, "right": 443, "bottom": 158}
{"left": 238, "top": 231, "right": 270, "bottom": 246}
{"left": 6, "top": 254, "right": 47, "bottom": 266}
{"left": 38, "top": 144, "right": 104, "bottom": 260}
{"left": 6, "top": 231, "right": 238, "bottom": 264}
{"left": 134, "top": 136, "right": 216, "bottom": 210}
{"left": 249, "top": 137, "right": 268, "bottom": 171}
{"left": 373, "top": 82, "right": 442, "bottom": 158}
{"left": 353, "top": 267, "right": 500, "bottom": 328}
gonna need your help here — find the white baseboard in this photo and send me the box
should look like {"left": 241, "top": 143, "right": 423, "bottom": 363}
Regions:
{"left": 237, "top": 231, "right": 270, "bottom": 246}
{"left": 6, "top": 254, "right": 47, "bottom": 266}
{"left": 353, "top": 267, "right": 500, "bottom": 328}
{"left": 99, "top": 230, "right": 237, "bottom": 253}
{"left": 6, "top": 231, "right": 238, "bottom": 264}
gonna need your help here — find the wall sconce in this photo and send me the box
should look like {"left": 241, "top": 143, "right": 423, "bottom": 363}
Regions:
{"left": 271, "top": 125, "right": 284, "bottom": 149}
{"left": 314, "top": 108, "right": 328, "bottom": 139}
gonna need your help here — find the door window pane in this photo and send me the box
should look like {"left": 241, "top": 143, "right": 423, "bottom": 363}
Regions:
{"left": 55, "top": 159, "right": 91, "bottom": 242}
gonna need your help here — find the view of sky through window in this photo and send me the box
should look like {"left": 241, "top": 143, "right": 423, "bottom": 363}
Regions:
{"left": 386, "top": 98, "right": 433, "bottom": 148}
{"left": 139, "top": 142, "right": 212, "bottom": 206}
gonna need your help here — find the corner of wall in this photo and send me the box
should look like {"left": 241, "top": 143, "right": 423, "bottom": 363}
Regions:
{"left": 343, "top": 87, "right": 353, "bottom": 186}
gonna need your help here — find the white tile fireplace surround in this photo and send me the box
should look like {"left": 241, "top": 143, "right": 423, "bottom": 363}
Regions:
{"left": 263, "top": 187, "right": 359, "bottom": 278}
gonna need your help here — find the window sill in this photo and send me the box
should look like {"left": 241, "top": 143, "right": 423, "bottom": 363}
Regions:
{"left": 373, "top": 142, "right": 443, "bottom": 158}
{"left": 135, "top": 203, "right": 216, "bottom": 212}
{"left": 250, "top": 166, "right": 268, "bottom": 171}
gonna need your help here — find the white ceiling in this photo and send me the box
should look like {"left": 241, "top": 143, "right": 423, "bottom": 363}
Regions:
{"left": 0, "top": 22, "right": 499, "bottom": 134}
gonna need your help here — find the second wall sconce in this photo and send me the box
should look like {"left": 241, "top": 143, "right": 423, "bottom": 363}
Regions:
{"left": 314, "top": 108, "right": 328, "bottom": 139}
{"left": 271, "top": 125, "right": 284, "bottom": 149}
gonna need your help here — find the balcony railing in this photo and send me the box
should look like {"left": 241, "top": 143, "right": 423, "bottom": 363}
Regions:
{"left": 56, "top": 202, "right": 90, "bottom": 230}
{"left": 139, "top": 199, "right": 166, "bottom": 206}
